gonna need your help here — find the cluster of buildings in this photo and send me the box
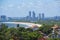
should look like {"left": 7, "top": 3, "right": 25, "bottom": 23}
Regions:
{"left": 50, "top": 25, "right": 60, "bottom": 38}
{"left": 0, "top": 11, "right": 45, "bottom": 22}
{"left": 25, "top": 11, "right": 45, "bottom": 21}
{"left": 0, "top": 11, "right": 60, "bottom": 22}
{"left": 0, "top": 15, "right": 7, "bottom": 22}
{"left": 38, "top": 25, "right": 60, "bottom": 39}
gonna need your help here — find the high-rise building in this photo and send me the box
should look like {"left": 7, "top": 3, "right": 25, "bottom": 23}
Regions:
{"left": 32, "top": 11, "right": 36, "bottom": 19}
{"left": 38, "top": 13, "right": 41, "bottom": 20}
{"left": 28, "top": 11, "right": 31, "bottom": 21}
{"left": 1, "top": 15, "right": 7, "bottom": 22}
{"left": 32, "top": 11, "right": 36, "bottom": 21}
{"left": 29, "top": 11, "right": 31, "bottom": 17}
{"left": 42, "top": 13, "right": 44, "bottom": 20}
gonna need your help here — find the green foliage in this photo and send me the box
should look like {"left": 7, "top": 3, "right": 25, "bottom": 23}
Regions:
{"left": 0, "top": 23, "right": 60, "bottom": 40}
{"left": 0, "top": 24, "right": 9, "bottom": 40}
{"left": 38, "top": 24, "right": 53, "bottom": 35}
{"left": 0, "top": 24, "right": 43, "bottom": 40}
{"left": 47, "top": 38, "right": 60, "bottom": 40}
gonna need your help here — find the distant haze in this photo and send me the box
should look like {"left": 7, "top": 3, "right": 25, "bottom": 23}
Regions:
{"left": 0, "top": 0, "right": 60, "bottom": 17}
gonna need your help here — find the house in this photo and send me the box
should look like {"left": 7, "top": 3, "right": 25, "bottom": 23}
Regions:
{"left": 49, "top": 24, "right": 60, "bottom": 38}
{"left": 38, "top": 37, "right": 47, "bottom": 40}
{"left": 30, "top": 24, "right": 39, "bottom": 31}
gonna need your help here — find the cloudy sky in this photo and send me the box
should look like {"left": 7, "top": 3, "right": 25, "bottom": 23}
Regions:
{"left": 0, "top": 0, "right": 60, "bottom": 17}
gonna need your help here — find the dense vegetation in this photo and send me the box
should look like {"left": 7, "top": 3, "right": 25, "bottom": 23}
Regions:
{"left": 0, "top": 23, "right": 60, "bottom": 40}
{"left": 0, "top": 24, "right": 43, "bottom": 40}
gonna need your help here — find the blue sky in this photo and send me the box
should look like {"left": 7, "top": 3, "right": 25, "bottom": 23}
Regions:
{"left": 0, "top": 0, "right": 60, "bottom": 17}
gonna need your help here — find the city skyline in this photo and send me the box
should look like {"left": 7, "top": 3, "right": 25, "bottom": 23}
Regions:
{"left": 0, "top": 0, "right": 60, "bottom": 17}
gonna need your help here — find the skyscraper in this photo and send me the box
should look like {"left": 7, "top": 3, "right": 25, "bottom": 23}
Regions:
{"left": 29, "top": 11, "right": 31, "bottom": 17}
{"left": 42, "top": 13, "right": 44, "bottom": 20}
{"left": 38, "top": 13, "right": 41, "bottom": 20}
{"left": 1, "top": 15, "right": 7, "bottom": 22}
{"left": 28, "top": 11, "right": 31, "bottom": 21}
{"left": 32, "top": 11, "right": 36, "bottom": 19}
{"left": 32, "top": 11, "right": 36, "bottom": 21}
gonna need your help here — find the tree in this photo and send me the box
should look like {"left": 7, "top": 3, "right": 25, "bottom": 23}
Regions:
{"left": 0, "top": 24, "right": 9, "bottom": 40}
{"left": 38, "top": 24, "right": 53, "bottom": 35}
{"left": 18, "top": 27, "right": 26, "bottom": 32}
{"left": 26, "top": 28, "right": 33, "bottom": 32}
{"left": 17, "top": 24, "right": 19, "bottom": 28}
